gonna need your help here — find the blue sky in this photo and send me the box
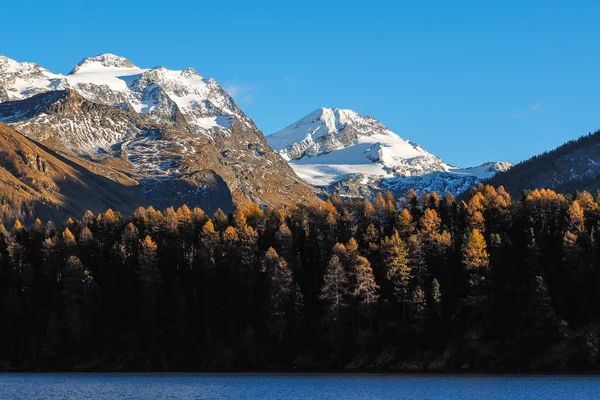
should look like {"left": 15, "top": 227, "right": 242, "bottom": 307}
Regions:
{"left": 2, "top": 0, "right": 600, "bottom": 166}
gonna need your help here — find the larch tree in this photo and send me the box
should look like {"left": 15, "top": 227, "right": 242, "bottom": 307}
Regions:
{"left": 381, "top": 230, "right": 411, "bottom": 308}
{"left": 462, "top": 228, "right": 489, "bottom": 302}
{"left": 361, "top": 223, "right": 379, "bottom": 257}
{"left": 199, "top": 220, "right": 219, "bottom": 268}
{"left": 263, "top": 247, "right": 296, "bottom": 341}
{"left": 212, "top": 208, "right": 229, "bottom": 232}
{"left": 466, "top": 192, "right": 486, "bottom": 232}
{"left": 138, "top": 235, "right": 161, "bottom": 285}
{"left": 136, "top": 235, "right": 161, "bottom": 346}
{"left": 120, "top": 222, "right": 140, "bottom": 263}
{"left": 395, "top": 208, "right": 414, "bottom": 238}
{"left": 319, "top": 254, "right": 350, "bottom": 328}
{"left": 221, "top": 226, "right": 240, "bottom": 269}
{"left": 275, "top": 223, "right": 294, "bottom": 263}
{"left": 352, "top": 255, "right": 379, "bottom": 308}
{"left": 191, "top": 207, "right": 208, "bottom": 231}
{"left": 60, "top": 256, "right": 94, "bottom": 351}
{"left": 567, "top": 200, "right": 585, "bottom": 234}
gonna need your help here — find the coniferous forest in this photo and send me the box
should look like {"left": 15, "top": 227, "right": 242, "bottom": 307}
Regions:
{"left": 2, "top": 184, "right": 600, "bottom": 372}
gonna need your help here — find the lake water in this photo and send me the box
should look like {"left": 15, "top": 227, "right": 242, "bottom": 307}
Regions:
{"left": 0, "top": 373, "right": 599, "bottom": 399}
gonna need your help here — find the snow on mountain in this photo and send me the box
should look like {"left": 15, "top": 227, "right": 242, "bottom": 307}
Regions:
{"left": 448, "top": 161, "right": 514, "bottom": 180}
{"left": 69, "top": 54, "right": 137, "bottom": 72}
{"left": 0, "top": 53, "right": 242, "bottom": 133}
{"left": 0, "top": 55, "right": 61, "bottom": 101}
{"left": 269, "top": 108, "right": 443, "bottom": 165}
{"left": 268, "top": 108, "right": 513, "bottom": 195}
{"left": 0, "top": 54, "right": 316, "bottom": 211}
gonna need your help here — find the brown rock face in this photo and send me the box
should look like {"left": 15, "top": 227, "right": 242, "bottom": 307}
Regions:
{"left": 0, "top": 89, "right": 316, "bottom": 223}
{"left": 0, "top": 54, "right": 319, "bottom": 221}
{"left": 0, "top": 122, "right": 149, "bottom": 225}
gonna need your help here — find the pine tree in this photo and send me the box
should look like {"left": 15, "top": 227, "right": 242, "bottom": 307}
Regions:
{"left": 420, "top": 208, "right": 441, "bottom": 236}
{"left": 395, "top": 208, "right": 414, "bottom": 238}
{"left": 568, "top": 200, "right": 585, "bottom": 234}
{"left": 362, "top": 223, "right": 379, "bottom": 256}
{"left": 213, "top": 209, "right": 229, "bottom": 232}
{"left": 320, "top": 254, "right": 349, "bottom": 328}
{"left": 427, "top": 278, "right": 443, "bottom": 332}
{"left": 431, "top": 278, "right": 442, "bottom": 305}
{"left": 362, "top": 200, "right": 376, "bottom": 226}
{"left": 62, "top": 227, "right": 76, "bottom": 247}
{"left": 352, "top": 255, "right": 379, "bottom": 307}
{"left": 238, "top": 225, "right": 259, "bottom": 313}
{"left": 233, "top": 208, "right": 248, "bottom": 229}
{"left": 60, "top": 256, "right": 94, "bottom": 351}
{"left": 138, "top": 236, "right": 161, "bottom": 284}
{"left": 412, "top": 285, "right": 426, "bottom": 329}
{"left": 527, "top": 275, "right": 562, "bottom": 343}
{"left": 192, "top": 207, "right": 208, "bottom": 232}
{"left": 382, "top": 230, "right": 411, "bottom": 306}
{"left": 221, "top": 226, "right": 240, "bottom": 269}
{"left": 200, "top": 219, "right": 219, "bottom": 268}
{"left": 467, "top": 192, "right": 486, "bottom": 231}
{"left": 402, "top": 190, "right": 421, "bottom": 221}
{"left": 373, "top": 192, "right": 387, "bottom": 227}
{"left": 136, "top": 235, "right": 161, "bottom": 346}
{"left": 462, "top": 228, "right": 489, "bottom": 303}
{"left": 263, "top": 248, "right": 295, "bottom": 341}
{"left": 275, "top": 223, "right": 294, "bottom": 261}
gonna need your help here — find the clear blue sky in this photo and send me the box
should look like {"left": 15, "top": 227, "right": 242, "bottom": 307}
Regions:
{"left": 2, "top": 0, "right": 600, "bottom": 167}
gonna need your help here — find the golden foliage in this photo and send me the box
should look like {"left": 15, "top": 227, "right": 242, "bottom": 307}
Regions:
{"left": 567, "top": 200, "right": 585, "bottom": 233}
{"left": 62, "top": 227, "right": 76, "bottom": 246}
{"left": 462, "top": 229, "right": 489, "bottom": 271}
{"left": 420, "top": 209, "right": 441, "bottom": 235}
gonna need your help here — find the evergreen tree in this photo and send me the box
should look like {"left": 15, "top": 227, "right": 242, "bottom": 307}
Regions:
{"left": 381, "top": 230, "right": 411, "bottom": 308}
{"left": 136, "top": 235, "right": 161, "bottom": 347}
{"left": 352, "top": 255, "right": 379, "bottom": 307}
{"left": 462, "top": 229, "right": 489, "bottom": 304}
{"left": 263, "top": 247, "right": 296, "bottom": 341}
{"left": 320, "top": 254, "right": 349, "bottom": 329}
{"left": 60, "top": 256, "right": 94, "bottom": 352}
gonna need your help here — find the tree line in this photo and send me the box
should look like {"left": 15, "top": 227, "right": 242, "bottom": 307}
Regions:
{"left": 1, "top": 184, "right": 599, "bottom": 370}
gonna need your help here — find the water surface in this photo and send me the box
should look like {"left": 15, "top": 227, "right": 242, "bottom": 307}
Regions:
{"left": 1, "top": 373, "right": 599, "bottom": 399}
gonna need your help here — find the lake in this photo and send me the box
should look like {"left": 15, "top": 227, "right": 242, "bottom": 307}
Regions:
{"left": 0, "top": 373, "right": 599, "bottom": 399}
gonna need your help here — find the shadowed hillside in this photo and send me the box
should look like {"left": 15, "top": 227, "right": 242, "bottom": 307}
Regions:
{"left": 0, "top": 122, "right": 150, "bottom": 225}
{"left": 486, "top": 129, "right": 600, "bottom": 198}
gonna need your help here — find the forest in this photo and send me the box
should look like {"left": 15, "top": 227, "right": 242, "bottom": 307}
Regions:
{"left": 486, "top": 128, "right": 600, "bottom": 197}
{"left": 1, "top": 184, "right": 600, "bottom": 371}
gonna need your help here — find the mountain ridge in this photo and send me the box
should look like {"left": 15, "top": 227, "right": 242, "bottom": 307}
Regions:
{"left": 268, "top": 107, "right": 512, "bottom": 197}
{"left": 0, "top": 121, "right": 153, "bottom": 225}
{"left": 486, "top": 129, "right": 600, "bottom": 198}
{"left": 0, "top": 54, "right": 318, "bottom": 218}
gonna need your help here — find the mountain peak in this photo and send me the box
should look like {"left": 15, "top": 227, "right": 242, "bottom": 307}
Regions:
{"left": 487, "top": 161, "right": 514, "bottom": 173}
{"left": 267, "top": 107, "right": 394, "bottom": 157}
{"left": 268, "top": 109, "right": 513, "bottom": 195}
{"left": 0, "top": 53, "right": 243, "bottom": 128}
{"left": 0, "top": 55, "right": 19, "bottom": 72}
{"left": 70, "top": 53, "right": 137, "bottom": 74}
{"left": 309, "top": 107, "right": 360, "bottom": 123}
{"left": 0, "top": 55, "right": 45, "bottom": 74}
{"left": 0, "top": 54, "right": 15, "bottom": 63}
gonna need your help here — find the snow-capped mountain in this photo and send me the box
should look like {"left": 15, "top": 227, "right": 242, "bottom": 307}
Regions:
{"left": 268, "top": 108, "right": 512, "bottom": 196}
{"left": 1, "top": 53, "right": 244, "bottom": 135}
{"left": 0, "top": 54, "right": 316, "bottom": 213}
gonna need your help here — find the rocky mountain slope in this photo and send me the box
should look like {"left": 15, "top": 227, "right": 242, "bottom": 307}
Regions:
{"left": 268, "top": 108, "right": 512, "bottom": 197}
{"left": 486, "top": 129, "right": 600, "bottom": 198}
{"left": 0, "top": 122, "right": 150, "bottom": 225}
{"left": 0, "top": 54, "right": 317, "bottom": 220}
